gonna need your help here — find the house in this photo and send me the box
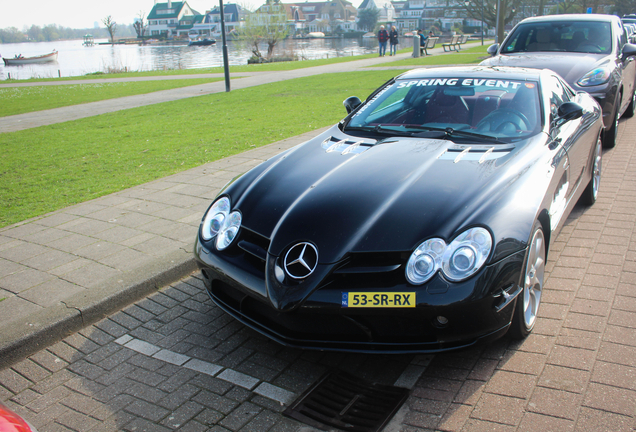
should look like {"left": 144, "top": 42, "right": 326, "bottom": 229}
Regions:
{"left": 358, "top": 0, "right": 397, "bottom": 26}
{"left": 254, "top": 0, "right": 357, "bottom": 34}
{"left": 392, "top": 0, "right": 423, "bottom": 33}
{"left": 191, "top": 3, "right": 249, "bottom": 37}
{"left": 147, "top": 1, "right": 201, "bottom": 38}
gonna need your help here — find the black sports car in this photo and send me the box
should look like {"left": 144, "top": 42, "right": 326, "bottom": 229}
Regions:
{"left": 194, "top": 66, "right": 604, "bottom": 353}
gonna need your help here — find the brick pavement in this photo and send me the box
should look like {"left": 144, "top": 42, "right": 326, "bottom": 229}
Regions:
{"left": 3, "top": 116, "right": 635, "bottom": 431}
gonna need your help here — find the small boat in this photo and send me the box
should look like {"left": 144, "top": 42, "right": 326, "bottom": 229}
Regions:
{"left": 307, "top": 32, "right": 325, "bottom": 38}
{"left": 362, "top": 32, "right": 376, "bottom": 38}
{"left": 188, "top": 38, "right": 216, "bottom": 46}
{"left": 3, "top": 50, "right": 58, "bottom": 65}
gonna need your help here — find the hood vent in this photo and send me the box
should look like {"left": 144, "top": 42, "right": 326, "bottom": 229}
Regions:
{"left": 438, "top": 144, "right": 514, "bottom": 163}
{"left": 321, "top": 137, "right": 375, "bottom": 155}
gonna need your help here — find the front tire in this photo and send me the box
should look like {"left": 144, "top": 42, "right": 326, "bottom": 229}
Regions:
{"left": 624, "top": 91, "right": 635, "bottom": 118}
{"left": 509, "top": 222, "right": 546, "bottom": 339}
{"left": 603, "top": 100, "right": 620, "bottom": 149}
{"left": 580, "top": 136, "right": 602, "bottom": 206}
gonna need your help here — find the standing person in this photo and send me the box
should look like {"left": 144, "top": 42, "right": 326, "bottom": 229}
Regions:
{"left": 377, "top": 25, "right": 389, "bottom": 57}
{"left": 389, "top": 26, "right": 399, "bottom": 56}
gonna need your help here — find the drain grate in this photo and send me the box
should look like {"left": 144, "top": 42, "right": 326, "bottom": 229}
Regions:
{"left": 283, "top": 371, "right": 409, "bottom": 432}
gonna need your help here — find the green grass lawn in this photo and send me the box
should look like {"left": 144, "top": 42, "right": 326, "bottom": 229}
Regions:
{"left": 0, "top": 70, "right": 397, "bottom": 228}
{"left": 369, "top": 43, "right": 493, "bottom": 67}
{"left": 0, "top": 78, "right": 224, "bottom": 117}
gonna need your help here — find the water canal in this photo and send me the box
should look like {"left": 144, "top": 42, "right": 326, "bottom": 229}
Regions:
{"left": 0, "top": 37, "right": 381, "bottom": 80}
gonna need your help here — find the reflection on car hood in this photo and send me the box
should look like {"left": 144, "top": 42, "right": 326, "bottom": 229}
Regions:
{"left": 229, "top": 127, "right": 543, "bottom": 263}
{"left": 481, "top": 52, "right": 612, "bottom": 87}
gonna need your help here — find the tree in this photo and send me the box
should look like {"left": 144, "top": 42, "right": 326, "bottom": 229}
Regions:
{"left": 241, "top": 3, "right": 289, "bottom": 60}
{"left": 102, "top": 15, "right": 118, "bottom": 44}
{"left": 357, "top": 8, "right": 379, "bottom": 32}
{"left": 464, "top": 0, "right": 518, "bottom": 43}
{"left": 133, "top": 11, "right": 147, "bottom": 39}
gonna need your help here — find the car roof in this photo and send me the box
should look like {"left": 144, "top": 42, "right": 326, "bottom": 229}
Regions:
{"left": 398, "top": 66, "right": 545, "bottom": 82}
{"left": 517, "top": 13, "right": 620, "bottom": 24}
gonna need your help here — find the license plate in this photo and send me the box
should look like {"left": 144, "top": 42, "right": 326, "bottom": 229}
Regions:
{"left": 342, "top": 292, "right": 415, "bottom": 308}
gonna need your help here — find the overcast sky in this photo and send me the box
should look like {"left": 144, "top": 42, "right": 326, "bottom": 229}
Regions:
{"left": 1, "top": 0, "right": 364, "bottom": 30}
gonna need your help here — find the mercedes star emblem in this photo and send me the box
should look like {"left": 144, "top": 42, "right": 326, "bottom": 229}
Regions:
{"left": 284, "top": 242, "right": 318, "bottom": 279}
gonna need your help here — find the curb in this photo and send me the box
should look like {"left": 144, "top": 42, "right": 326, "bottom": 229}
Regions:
{"left": 0, "top": 248, "right": 198, "bottom": 369}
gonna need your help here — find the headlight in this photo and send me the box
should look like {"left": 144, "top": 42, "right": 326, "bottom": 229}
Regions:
{"left": 577, "top": 66, "right": 611, "bottom": 87}
{"left": 405, "top": 227, "right": 492, "bottom": 285}
{"left": 406, "top": 238, "right": 445, "bottom": 284}
{"left": 216, "top": 211, "right": 242, "bottom": 250}
{"left": 201, "top": 197, "right": 230, "bottom": 241}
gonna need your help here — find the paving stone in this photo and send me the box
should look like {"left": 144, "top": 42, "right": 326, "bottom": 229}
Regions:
{"left": 123, "top": 339, "right": 159, "bottom": 356}
{"left": 518, "top": 412, "right": 575, "bottom": 432}
{"left": 123, "top": 397, "right": 170, "bottom": 422}
{"left": 527, "top": 386, "right": 582, "bottom": 420}
{"left": 30, "top": 351, "right": 69, "bottom": 374}
{"left": 0, "top": 367, "right": 32, "bottom": 393}
{"left": 217, "top": 369, "right": 259, "bottom": 390}
{"left": 152, "top": 349, "right": 190, "bottom": 366}
{"left": 575, "top": 407, "right": 634, "bottom": 432}
{"left": 253, "top": 382, "right": 295, "bottom": 405}
{"left": 160, "top": 400, "right": 204, "bottom": 429}
{"left": 471, "top": 393, "right": 527, "bottom": 426}
{"left": 12, "top": 359, "right": 51, "bottom": 383}
{"left": 218, "top": 401, "right": 261, "bottom": 431}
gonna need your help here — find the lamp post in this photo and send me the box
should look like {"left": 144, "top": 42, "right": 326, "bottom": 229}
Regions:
{"left": 495, "top": 0, "right": 500, "bottom": 43}
{"left": 219, "top": 0, "right": 230, "bottom": 92}
{"left": 481, "top": 0, "right": 484, "bottom": 45}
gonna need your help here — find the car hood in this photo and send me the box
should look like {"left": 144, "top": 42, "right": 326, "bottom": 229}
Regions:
{"left": 229, "top": 127, "right": 543, "bottom": 264}
{"left": 481, "top": 52, "right": 612, "bottom": 87}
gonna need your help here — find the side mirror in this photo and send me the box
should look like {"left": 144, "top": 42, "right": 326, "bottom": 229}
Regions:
{"left": 554, "top": 102, "right": 584, "bottom": 127}
{"left": 343, "top": 96, "right": 362, "bottom": 114}
{"left": 622, "top": 43, "right": 636, "bottom": 60}
{"left": 487, "top": 43, "right": 499, "bottom": 56}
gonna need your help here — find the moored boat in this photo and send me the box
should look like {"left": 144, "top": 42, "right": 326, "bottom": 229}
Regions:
{"left": 3, "top": 50, "right": 58, "bottom": 65}
{"left": 188, "top": 38, "right": 216, "bottom": 46}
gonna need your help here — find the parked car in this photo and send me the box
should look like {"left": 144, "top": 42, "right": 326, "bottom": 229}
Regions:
{"left": 0, "top": 402, "right": 37, "bottom": 432}
{"left": 481, "top": 14, "right": 636, "bottom": 149}
{"left": 194, "top": 66, "right": 604, "bottom": 353}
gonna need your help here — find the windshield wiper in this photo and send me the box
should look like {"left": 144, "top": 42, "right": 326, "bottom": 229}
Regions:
{"left": 406, "top": 126, "right": 503, "bottom": 143}
{"left": 344, "top": 125, "right": 414, "bottom": 137}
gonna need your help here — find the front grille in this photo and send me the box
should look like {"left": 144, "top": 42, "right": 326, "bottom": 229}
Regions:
{"left": 326, "top": 252, "right": 408, "bottom": 290}
{"left": 284, "top": 371, "right": 409, "bottom": 432}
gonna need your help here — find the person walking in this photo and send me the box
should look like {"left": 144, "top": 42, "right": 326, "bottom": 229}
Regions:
{"left": 378, "top": 25, "right": 389, "bottom": 57}
{"left": 389, "top": 26, "right": 399, "bottom": 56}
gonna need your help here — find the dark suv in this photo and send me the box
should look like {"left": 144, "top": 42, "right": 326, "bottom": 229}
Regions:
{"left": 481, "top": 14, "right": 636, "bottom": 148}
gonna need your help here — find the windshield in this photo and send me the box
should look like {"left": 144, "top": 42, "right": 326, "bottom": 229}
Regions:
{"left": 502, "top": 21, "right": 612, "bottom": 54}
{"left": 345, "top": 77, "right": 542, "bottom": 141}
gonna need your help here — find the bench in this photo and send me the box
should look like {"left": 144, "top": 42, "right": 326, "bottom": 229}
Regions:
{"left": 455, "top": 34, "right": 469, "bottom": 50}
{"left": 420, "top": 37, "right": 439, "bottom": 55}
{"left": 442, "top": 34, "right": 461, "bottom": 52}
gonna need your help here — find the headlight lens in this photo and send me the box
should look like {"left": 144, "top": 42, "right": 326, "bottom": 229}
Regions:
{"left": 406, "top": 228, "right": 492, "bottom": 285}
{"left": 201, "top": 197, "right": 230, "bottom": 241}
{"left": 216, "top": 211, "right": 242, "bottom": 250}
{"left": 406, "top": 238, "right": 446, "bottom": 284}
{"left": 577, "top": 66, "right": 611, "bottom": 87}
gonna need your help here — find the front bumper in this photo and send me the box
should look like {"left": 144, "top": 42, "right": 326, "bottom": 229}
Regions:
{"left": 195, "top": 236, "right": 527, "bottom": 353}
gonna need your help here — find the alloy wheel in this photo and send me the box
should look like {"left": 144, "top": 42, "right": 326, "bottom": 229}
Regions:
{"left": 523, "top": 228, "right": 545, "bottom": 329}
